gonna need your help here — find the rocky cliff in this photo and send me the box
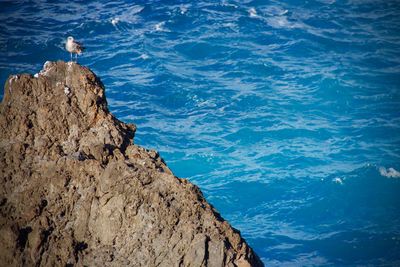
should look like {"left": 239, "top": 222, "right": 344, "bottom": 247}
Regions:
{"left": 0, "top": 61, "right": 263, "bottom": 267}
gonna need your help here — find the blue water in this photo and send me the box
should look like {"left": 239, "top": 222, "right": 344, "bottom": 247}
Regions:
{"left": 1, "top": 0, "right": 400, "bottom": 265}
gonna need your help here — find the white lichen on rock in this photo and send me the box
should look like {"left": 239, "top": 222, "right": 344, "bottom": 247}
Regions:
{"left": 64, "top": 86, "right": 71, "bottom": 96}
{"left": 8, "top": 75, "right": 19, "bottom": 93}
{"left": 39, "top": 61, "right": 54, "bottom": 76}
{"left": 9, "top": 75, "right": 18, "bottom": 83}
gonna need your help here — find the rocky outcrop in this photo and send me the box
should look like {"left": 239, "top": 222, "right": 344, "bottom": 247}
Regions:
{"left": 0, "top": 61, "right": 263, "bottom": 267}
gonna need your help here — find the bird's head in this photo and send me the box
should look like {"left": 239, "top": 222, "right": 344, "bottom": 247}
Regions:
{"left": 67, "top": 36, "right": 74, "bottom": 42}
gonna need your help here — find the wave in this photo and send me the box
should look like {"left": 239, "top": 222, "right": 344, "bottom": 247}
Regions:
{"left": 379, "top": 167, "right": 400, "bottom": 178}
{"left": 249, "top": 7, "right": 258, "bottom": 18}
{"left": 155, "top": 21, "right": 169, "bottom": 32}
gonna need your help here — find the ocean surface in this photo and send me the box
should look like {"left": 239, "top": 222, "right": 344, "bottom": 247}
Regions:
{"left": 1, "top": 0, "right": 400, "bottom": 265}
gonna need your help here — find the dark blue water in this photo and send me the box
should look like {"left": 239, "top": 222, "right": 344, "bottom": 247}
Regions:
{"left": 1, "top": 0, "right": 400, "bottom": 265}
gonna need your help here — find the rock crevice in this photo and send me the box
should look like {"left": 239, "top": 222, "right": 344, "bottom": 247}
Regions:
{"left": 0, "top": 61, "right": 263, "bottom": 266}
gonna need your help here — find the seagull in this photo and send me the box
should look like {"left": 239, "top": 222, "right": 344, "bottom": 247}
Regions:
{"left": 66, "top": 36, "right": 85, "bottom": 62}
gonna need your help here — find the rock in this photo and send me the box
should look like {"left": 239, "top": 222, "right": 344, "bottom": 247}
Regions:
{"left": 0, "top": 61, "right": 264, "bottom": 266}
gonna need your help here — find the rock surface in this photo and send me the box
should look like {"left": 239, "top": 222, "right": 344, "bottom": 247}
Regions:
{"left": 0, "top": 61, "right": 263, "bottom": 267}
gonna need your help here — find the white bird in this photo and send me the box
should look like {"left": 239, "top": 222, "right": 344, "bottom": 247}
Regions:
{"left": 65, "top": 36, "right": 85, "bottom": 62}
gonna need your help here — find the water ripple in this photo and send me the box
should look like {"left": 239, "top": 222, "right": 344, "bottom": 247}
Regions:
{"left": 1, "top": 0, "right": 400, "bottom": 265}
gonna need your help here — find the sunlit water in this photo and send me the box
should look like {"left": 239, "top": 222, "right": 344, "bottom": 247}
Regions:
{"left": 1, "top": 0, "right": 400, "bottom": 265}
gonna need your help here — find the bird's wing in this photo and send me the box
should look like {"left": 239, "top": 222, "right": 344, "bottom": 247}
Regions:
{"left": 74, "top": 41, "right": 85, "bottom": 51}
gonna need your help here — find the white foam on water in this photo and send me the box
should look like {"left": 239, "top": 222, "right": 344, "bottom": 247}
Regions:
{"left": 317, "top": 0, "right": 336, "bottom": 4}
{"left": 281, "top": 10, "right": 289, "bottom": 15}
{"left": 379, "top": 167, "right": 400, "bottom": 178}
{"left": 266, "top": 16, "right": 294, "bottom": 29}
{"left": 223, "top": 22, "right": 236, "bottom": 29}
{"left": 333, "top": 177, "right": 343, "bottom": 185}
{"left": 249, "top": 7, "right": 258, "bottom": 18}
{"left": 155, "top": 21, "right": 166, "bottom": 31}
{"left": 180, "top": 5, "right": 188, "bottom": 14}
{"left": 34, "top": 73, "right": 39, "bottom": 78}
{"left": 140, "top": 54, "right": 149, "bottom": 60}
{"left": 116, "top": 5, "right": 143, "bottom": 24}
{"left": 221, "top": 2, "right": 238, "bottom": 8}
{"left": 111, "top": 17, "right": 120, "bottom": 26}
{"left": 264, "top": 5, "right": 289, "bottom": 16}
{"left": 126, "top": 5, "right": 144, "bottom": 16}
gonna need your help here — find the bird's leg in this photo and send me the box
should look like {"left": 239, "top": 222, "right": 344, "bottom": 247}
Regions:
{"left": 75, "top": 54, "right": 78, "bottom": 63}
{"left": 70, "top": 53, "right": 72, "bottom": 62}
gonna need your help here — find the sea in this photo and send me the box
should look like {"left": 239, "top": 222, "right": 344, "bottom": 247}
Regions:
{"left": 1, "top": 0, "right": 400, "bottom": 265}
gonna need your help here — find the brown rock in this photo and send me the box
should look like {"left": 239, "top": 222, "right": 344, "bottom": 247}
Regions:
{"left": 0, "top": 61, "right": 264, "bottom": 266}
